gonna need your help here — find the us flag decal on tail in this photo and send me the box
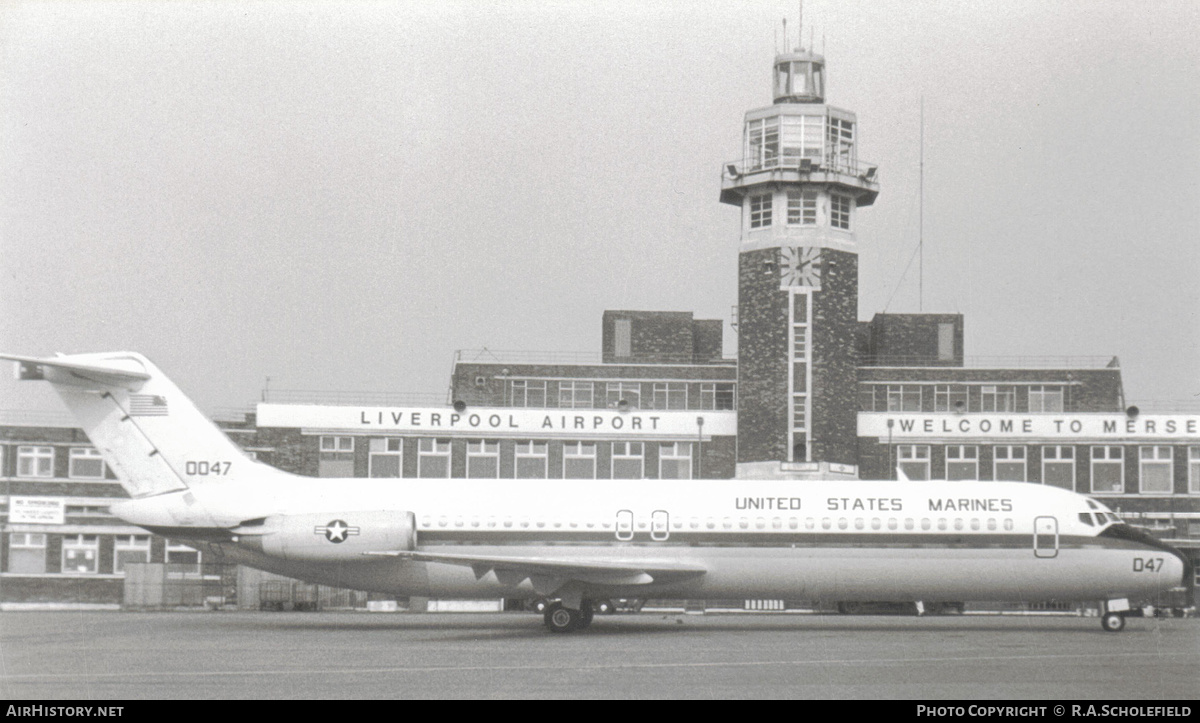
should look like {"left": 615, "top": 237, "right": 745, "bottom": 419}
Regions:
{"left": 129, "top": 394, "right": 169, "bottom": 416}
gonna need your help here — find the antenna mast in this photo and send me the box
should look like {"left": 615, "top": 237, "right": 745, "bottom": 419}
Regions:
{"left": 919, "top": 96, "right": 925, "bottom": 312}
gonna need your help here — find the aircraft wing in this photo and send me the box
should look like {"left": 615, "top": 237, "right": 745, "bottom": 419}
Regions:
{"left": 365, "top": 549, "right": 706, "bottom": 591}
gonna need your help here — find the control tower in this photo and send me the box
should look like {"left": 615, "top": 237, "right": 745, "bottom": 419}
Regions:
{"left": 721, "top": 34, "right": 880, "bottom": 479}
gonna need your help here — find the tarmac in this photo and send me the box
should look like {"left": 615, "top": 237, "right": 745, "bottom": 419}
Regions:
{"left": 1, "top": 611, "right": 1197, "bottom": 700}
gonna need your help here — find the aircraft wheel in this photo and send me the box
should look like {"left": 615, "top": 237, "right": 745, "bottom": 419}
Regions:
{"left": 578, "top": 602, "right": 595, "bottom": 629}
{"left": 544, "top": 603, "right": 582, "bottom": 633}
{"left": 1101, "top": 612, "right": 1126, "bottom": 633}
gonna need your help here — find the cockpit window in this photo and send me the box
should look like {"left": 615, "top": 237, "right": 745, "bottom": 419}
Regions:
{"left": 1086, "top": 499, "right": 1100, "bottom": 510}
{"left": 1078, "top": 513, "right": 1094, "bottom": 526}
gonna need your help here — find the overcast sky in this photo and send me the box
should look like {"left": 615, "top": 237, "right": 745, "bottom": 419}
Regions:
{"left": 2, "top": 0, "right": 1198, "bottom": 415}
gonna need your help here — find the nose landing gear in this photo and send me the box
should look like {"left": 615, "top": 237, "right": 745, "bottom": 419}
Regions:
{"left": 1101, "top": 598, "right": 1130, "bottom": 632}
{"left": 1100, "top": 612, "right": 1126, "bottom": 632}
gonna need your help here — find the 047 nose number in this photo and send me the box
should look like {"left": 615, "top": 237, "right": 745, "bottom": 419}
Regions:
{"left": 1132, "top": 557, "right": 1164, "bottom": 572}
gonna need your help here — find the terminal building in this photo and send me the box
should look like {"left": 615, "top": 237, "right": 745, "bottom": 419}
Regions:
{"left": 1, "top": 36, "right": 1197, "bottom": 609}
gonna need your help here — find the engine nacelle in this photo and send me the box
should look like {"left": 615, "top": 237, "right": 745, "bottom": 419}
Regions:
{"left": 250, "top": 510, "right": 417, "bottom": 562}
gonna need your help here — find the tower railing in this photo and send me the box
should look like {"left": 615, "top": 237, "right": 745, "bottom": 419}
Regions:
{"left": 723, "top": 154, "right": 878, "bottom": 182}
{"left": 858, "top": 354, "right": 1119, "bottom": 369}
{"left": 452, "top": 349, "right": 736, "bottom": 366}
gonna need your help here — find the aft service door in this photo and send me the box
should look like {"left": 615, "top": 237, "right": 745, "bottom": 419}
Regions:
{"left": 1033, "top": 516, "right": 1058, "bottom": 559}
{"left": 616, "top": 510, "right": 634, "bottom": 541}
{"left": 651, "top": 510, "right": 669, "bottom": 541}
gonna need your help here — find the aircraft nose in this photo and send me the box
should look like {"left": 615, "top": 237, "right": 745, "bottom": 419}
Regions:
{"left": 1173, "top": 547, "right": 1194, "bottom": 590}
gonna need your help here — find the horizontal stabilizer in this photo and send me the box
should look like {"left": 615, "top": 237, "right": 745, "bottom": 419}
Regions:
{"left": 1, "top": 353, "right": 151, "bottom": 390}
{"left": 366, "top": 549, "right": 706, "bottom": 588}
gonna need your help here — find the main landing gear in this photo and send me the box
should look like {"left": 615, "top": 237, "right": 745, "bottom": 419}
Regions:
{"left": 543, "top": 600, "right": 595, "bottom": 633}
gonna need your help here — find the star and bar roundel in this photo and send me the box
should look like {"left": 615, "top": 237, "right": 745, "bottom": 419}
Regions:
{"left": 780, "top": 246, "right": 822, "bottom": 289}
{"left": 314, "top": 519, "right": 361, "bottom": 544}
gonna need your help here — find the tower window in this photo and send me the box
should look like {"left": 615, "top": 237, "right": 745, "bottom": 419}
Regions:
{"left": 787, "top": 191, "right": 817, "bottom": 226}
{"left": 750, "top": 194, "right": 773, "bottom": 228}
{"left": 746, "top": 118, "right": 779, "bottom": 170}
{"left": 830, "top": 194, "right": 852, "bottom": 230}
{"left": 826, "top": 117, "right": 855, "bottom": 172}
{"left": 780, "top": 115, "right": 825, "bottom": 164}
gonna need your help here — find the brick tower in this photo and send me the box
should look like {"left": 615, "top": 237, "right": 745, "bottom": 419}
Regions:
{"left": 720, "top": 35, "right": 879, "bottom": 479}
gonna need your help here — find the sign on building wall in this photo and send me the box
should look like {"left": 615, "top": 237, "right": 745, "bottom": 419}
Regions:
{"left": 10, "top": 496, "right": 66, "bottom": 524}
{"left": 859, "top": 414, "right": 1200, "bottom": 441}
{"left": 257, "top": 404, "right": 737, "bottom": 439}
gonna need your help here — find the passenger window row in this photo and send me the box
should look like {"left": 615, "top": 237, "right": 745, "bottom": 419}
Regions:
{"left": 419, "top": 515, "right": 1017, "bottom": 532}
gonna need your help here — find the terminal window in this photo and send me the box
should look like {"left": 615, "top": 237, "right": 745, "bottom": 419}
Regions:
{"left": 61, "top": 534, "right": 99, "bottom": 574}
{"left": 611, "top": 442, "right": 644, "bottom": 479}
{"left": 994, "top": 445, "right": 1026, "bottom": 482}
{"left": 368, "top": 438, "right": 402, "bottom": 478}
{"left": 1042, "top": 446, "right": 1076, "bottom": 490}
{"left": 510, "top": 380, "right": 547, "bottom": 408}
{"left": 652, "top": 383, "right": 687, "bottom": 410}
{"left": 563, "top": 442, "right": 597, "bottom": 479}
{"left": 113, "top": 535, "right": 151, "bottom": 574}
{"left": 467, "top": 440, "right": 500, "bottom": 479}
{"left": 1139, "top": 446, "right": 1173, "bottom": 494}
{"left": 945, "top": 445, "right": 979, "bottom": 480}
{"left": 1090, "top": 446, "right": 1124, "bottom": 494}
{"left": 981, "top": 385, "right": 1016, "bottom": 412}
{"left": 558, "top": 381, "right": 594, "bottom": 408}
{"left": 418, "top": 438, "right": 451, "bottom": 478}
{"left": 897, "top": 445, "right": 930, "bottom": 480}
{"left": 887, "top": 385, "right": 922, "bottom": 412}
{"left": 660, "top": 442, "right": 693, "bottom": 480}
{"left": 515, "top": 441, "right": 548, "bottom": 478}
{"left": 700, "top": 383, "right": 734, "bottom": 410}
{"left": 68, "top": 447, "right": 106, "bottom": 479}
{"left": 1028, "top": 385, "right": 1064, "bottom": 413}
{"left": 7, "top": 533, "right": 46, "bottom": 574}
{"left": 1190, "top": 447, "right": 1200, "bottom": 494}
{"left": 17, "top": 446, "right": 54, "bottom": 478}
{"left": 934, "top": 385, "right": 968, "bottom": 412}
{"left": 606, "top": 383, "right": 641, "bottom": 409}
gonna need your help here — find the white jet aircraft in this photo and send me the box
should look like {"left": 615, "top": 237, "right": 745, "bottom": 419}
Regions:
{"left": 3, "top": 351, "right": 1190, "bottom": 632}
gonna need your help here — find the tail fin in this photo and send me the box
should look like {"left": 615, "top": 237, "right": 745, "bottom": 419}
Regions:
{"left": 3, "top": 351, "right": 251, "bottom": 498}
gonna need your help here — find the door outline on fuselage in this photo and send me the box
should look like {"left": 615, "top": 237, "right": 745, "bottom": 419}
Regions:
{"left": 651, "top": 510, "right": 669, "bottom": 541}
{"left": 1034, "top": 515, "right": 1059, "bottom": 558}
{"left": 616, "top": 509, "right": 634, "bottom": 541}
